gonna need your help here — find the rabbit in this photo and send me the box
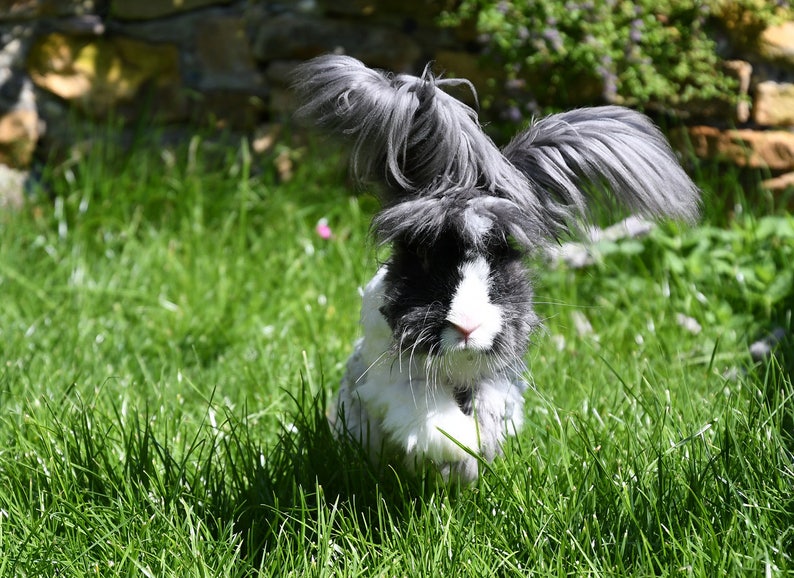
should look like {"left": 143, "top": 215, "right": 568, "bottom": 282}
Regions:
{"left": 292, "top": 55, "right": 700, "bottom": 484}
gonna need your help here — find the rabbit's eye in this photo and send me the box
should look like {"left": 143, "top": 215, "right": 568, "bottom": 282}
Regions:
{"left": 414, "top": 247, "right": 432, "bottom": 272}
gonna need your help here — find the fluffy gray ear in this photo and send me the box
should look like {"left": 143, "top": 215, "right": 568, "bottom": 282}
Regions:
{"left": 502, "top": 106, "right": 700, "bottom": 229}
{"left": 291, "top": 55, "right": 531, "bottom": 202}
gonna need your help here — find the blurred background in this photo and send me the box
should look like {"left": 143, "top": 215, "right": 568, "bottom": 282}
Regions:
{"left": 1, "top": 0, "right": 794, "bottom": 208}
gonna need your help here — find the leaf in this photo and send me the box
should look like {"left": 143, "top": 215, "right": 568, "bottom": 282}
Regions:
{"left": 664, "top": 252, "right": 685, "bottom": 275}
{"left": 755, "top": 216, "right": 794, "bottom": 240}
{"left": 764, "top": 269, "right": 794, "bottom": 306}
{"left": 617, "top": 240, "right": 645, "bottom": 256}
{"left": 754, "top": 263, "right": 777, "bottom": 285}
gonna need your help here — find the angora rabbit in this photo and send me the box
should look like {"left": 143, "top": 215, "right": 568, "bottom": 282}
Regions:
{"left": 293, "top": 55, "right": 699, "bottom": 484}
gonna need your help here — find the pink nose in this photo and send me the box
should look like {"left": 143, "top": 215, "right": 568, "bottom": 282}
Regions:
{"left": 451, "top": 319, "right": 481, "bottom": 341}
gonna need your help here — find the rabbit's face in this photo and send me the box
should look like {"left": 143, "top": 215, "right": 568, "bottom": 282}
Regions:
{"left": 379, "top": 230, "right": 538, "bottom": 378}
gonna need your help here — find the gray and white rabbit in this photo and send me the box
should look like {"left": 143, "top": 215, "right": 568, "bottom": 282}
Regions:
{"left": 292, "top": 55, "right": 699, "bottom": 484}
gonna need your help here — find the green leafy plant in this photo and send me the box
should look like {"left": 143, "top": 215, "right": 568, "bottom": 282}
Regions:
{"left": 559, "top": 212, "right": 794, "bottom": 361}
{"left": 439, "top": 0, "right": 789, "bottom": 118}
{"left": 659, "top": 216, "right": 794, "bottom": 324}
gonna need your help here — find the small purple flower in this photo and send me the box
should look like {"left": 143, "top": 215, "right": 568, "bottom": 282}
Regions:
{"left": 596, "top": 65, "right": 618, "bottom": 100}
{"left": 504, "top": 105, "right": 523, "bottom": 123}
{"left": 524, "top": 99, "right": 541, "bottom": 117}
{"left": 542, "top": 28, "right": 564, "bottom": 52}
{"left": 505, "top": 78, "right": 526, "bottom": 91}
{"left": 629, "top": 19, "right": 643, "bottom": 43}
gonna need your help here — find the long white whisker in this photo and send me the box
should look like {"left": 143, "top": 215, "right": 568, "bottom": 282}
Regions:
{"left": 354, "top": 348, "right": 392, "bottom": 384}
{"left": 398, "top": 330, "right": 407, "bottom": 374}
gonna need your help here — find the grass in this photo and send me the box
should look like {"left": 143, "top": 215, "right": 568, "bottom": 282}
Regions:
{"left": 0, "top": 124, "right": 792, "bottom": 576}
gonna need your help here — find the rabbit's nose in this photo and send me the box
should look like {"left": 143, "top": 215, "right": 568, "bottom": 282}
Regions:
{"left": 450, "top": 318, "right": 482, "bottom": 342}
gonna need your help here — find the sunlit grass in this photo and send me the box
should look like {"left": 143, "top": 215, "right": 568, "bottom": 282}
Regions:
{"left": 0, "top": 126, "right": 791, "bottom": 576}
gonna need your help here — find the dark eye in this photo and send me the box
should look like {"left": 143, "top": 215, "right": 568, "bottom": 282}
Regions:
{"left": 418, "top": 247, "right": 432, "bottom": 273}
{"left": 397, "top": 232, "right": 467, "bottom": 279}
{"left": 403, "top": 243, "right": 433, "bottom": 274}
{"left": 488, "top": 237, "right": 523, "bottom": 262}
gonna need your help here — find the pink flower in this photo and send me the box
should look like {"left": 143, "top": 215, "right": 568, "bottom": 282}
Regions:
{"left": 316, "top": 218, "right": 333, "bottom": 239}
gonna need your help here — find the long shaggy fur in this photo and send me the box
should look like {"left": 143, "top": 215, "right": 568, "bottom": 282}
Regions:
{"left": 292, "top": 55, "right": 700, "bottom": 484}
{"left": 292, "top": 55, "right": 551, "bottom": 248}
{"left": 292, "top": 55, "right": 527, "bottom": 197}
{"left": 503, "top": 106, "right": 700, "bottom": 230}
{"left": 292, "top": 55, "right": 699, "bottom": 249}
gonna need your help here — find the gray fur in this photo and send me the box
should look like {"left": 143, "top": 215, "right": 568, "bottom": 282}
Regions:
{"left": 503, "top": 106, "right": 701, "bottom": 231}
{"left": 292, "top": 56, "right": 699, "bottom": 249}
{"left": 292, "top": 56, "right": 515, "bottom": 194}
{"left": 371, "top": 192, "right": 534, "bottom": 250}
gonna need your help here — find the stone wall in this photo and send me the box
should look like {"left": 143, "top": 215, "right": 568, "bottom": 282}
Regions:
{"left": 2, "top": 0, "right": 794, "bottom": 200}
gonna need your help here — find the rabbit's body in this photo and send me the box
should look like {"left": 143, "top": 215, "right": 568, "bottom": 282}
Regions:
{"left": 293, "top": 55, "right": 700, "bottom": 483}
{"left": 333, "top": 263, "right": 531, "bottom": 482}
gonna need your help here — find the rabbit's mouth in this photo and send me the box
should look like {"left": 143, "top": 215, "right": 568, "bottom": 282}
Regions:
{"left": 430, "top": 347, "right": 513, "bottom": 386}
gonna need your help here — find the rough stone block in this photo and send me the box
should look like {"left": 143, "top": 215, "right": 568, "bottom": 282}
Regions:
{"left": 27, "top": 32, "right": 186, "bottom": 121}
{"left": 754, "top": 81, "right": 794, "bottom": 126}
{"left": 1, "top": 24, "right": 35, "bottom": 61}
{"left": 0, "top": 163, "right": 26, "bottom": 208}
{"left": 194, "top": 17, "right": 262, "bottom": 92}
{"left": 0, "top": 108, "right": 38, "bottom": 168}
{"left": 674, "top": 125, "right": 794, "bottom": 171}
{"left": 252, "top": 13, "right": 420, "bottom": 72}
{"left": 762, "top": 171, "right": 794, "bottom": 193}
{"left": 0, "top": 0, "right": 99, "bottom": 20}
{"left": 317, "top": 0, "right": 443, "bottom": 23}
{"left": 110, "top": 0, "right": 232, "bottom": 21}
{"left": 725, "top": 59, "right": 752, "bottom": 123}
{"left": 757, "top": 21, "right": 794, "bottom": 67}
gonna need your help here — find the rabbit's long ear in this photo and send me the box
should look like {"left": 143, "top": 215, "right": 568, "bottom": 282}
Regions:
{"left": 291, "top": 55, "right": 528, "bottom": 203}
{"left": 502, "top": 106, "right": 700, "bottom": 230}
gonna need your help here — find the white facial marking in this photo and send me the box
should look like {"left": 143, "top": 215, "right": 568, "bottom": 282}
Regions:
{"left": 442, "top": 257, "right": 503, "bottom": 352}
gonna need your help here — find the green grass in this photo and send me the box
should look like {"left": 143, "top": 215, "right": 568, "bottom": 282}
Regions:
{"left": 0, "top": 127, "right": 792, "bottom": 576}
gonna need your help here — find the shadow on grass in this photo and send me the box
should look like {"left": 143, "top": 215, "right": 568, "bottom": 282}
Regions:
{"left": 3, "top": 378, "right": 448, "bottom": 573}
{"left": 221, "top": 385, "right": 446, "bottom": 568}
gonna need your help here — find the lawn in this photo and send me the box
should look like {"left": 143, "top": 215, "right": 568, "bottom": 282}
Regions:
{"left": 0, "top": 126, "right": 792, "bottom": 576}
